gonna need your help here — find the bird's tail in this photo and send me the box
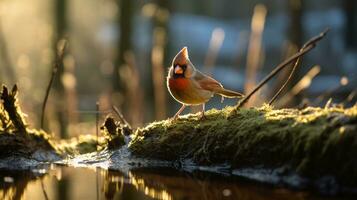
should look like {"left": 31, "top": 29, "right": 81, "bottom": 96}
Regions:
{"left": 216, "top": 88, "right": 244, "bottom": 98}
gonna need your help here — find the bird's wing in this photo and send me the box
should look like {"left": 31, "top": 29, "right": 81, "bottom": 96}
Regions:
{"left": 193, "top": 70, "right": 223, "bottom": 92}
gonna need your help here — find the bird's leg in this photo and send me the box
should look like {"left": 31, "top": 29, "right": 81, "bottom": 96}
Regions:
{"left": 172, "top": 104, "right": 186, "bottom": 120}
{"left": 200, "top": 103, "right": 206, "bottom": 120}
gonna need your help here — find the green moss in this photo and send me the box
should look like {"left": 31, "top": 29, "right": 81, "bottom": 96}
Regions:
{"left": 129, "top": 104, "right": 357, "bottom": 186}
{"left": 57, "top": 135, "right": 106, "bottom": 155}
{"left": 57, "top": 116, "right": 128, "bottom": 155}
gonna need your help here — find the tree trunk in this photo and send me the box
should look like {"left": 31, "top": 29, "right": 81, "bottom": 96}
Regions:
{"left": 112, "top": 0, "right": 134, "bottom": 108}
{"left": 285, "top": 0, "right": 305, "bottom": 106}
{"left": 52, "top": 0, "right": 68, "bottom": 139}
{"left": 0, "top": 19, "right": 16, "bottom": 85}
{"left": 344, "top": 0, "right": 357, "bottom": 49}
{"left": 151, "top": 0, "right": 171, "bottom": 120}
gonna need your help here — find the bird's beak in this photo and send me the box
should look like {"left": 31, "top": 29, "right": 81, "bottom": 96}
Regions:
{"left": 174, "top": 65, "right": 183, "bottom": 74}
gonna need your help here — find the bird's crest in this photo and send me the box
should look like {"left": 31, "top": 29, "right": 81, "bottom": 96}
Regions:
{"left": 173, "top": 47, "right": 189, "bottom": 66}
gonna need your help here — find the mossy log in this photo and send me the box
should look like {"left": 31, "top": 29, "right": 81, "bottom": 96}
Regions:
{"left": 0, "top": 85, "right": 57, "bottom": 158}
{"left": 129, "top": 104, "right": 357, "bottom": 187}
{"left": 1, "top": 84, "right": 127, "bottom": 157}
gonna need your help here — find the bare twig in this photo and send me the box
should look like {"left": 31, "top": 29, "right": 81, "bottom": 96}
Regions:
{"left": 269, "top": 29, "right": 331, "bottom": 105}
{"left": 343, "top": 90, "right": 357, "bottom": 104}
{"left": 96, "top": 101, "right": 99, "bottom": 150}
{"left": 112, "top": 105, "right": 132, "bottom": 130}
{"left": 277, "top": 65, "right": 321, "bottom": 106}
{"left": 96, "top": 167, "right": 100, "bottom": 200}
{"left": 40, "top": 179, "right": 49, "bottom": 200}
{"left": 269, "top": 51, "right": 300, "bottom": 105}
{"left": 40, "top": 40, "right": 67, "bottom": 129}
{"left": 237, "top": 29, "right": 329, "bottom": 108}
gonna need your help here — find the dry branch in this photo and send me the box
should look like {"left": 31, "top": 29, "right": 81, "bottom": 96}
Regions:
{"left": 268, "top": 53, "right": 300, "bottom": 105}
{"left": 237, "top": 29, "right": 329, "bottom": 108}
{"left": 112, "top": 105, "right": 132, "bottom": 131}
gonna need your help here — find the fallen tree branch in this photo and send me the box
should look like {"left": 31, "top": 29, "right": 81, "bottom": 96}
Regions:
{"left": 237, "top": 28, "right": 329, "bottom": 108}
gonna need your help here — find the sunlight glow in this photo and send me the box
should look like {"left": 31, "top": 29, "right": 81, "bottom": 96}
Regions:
{"left": 340, "top": 76, "right": 348, "bottom": 86}
{"left": 129, "top": 172, "right": 173, "bottom": 200}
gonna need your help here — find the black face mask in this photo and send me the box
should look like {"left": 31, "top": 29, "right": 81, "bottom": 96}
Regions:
{"left": 173, "top": 64, "right": 187, "bottom": 78}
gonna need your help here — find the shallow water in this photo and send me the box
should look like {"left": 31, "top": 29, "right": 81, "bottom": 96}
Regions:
{"left": 0, "top": 143, "right": 355, "bottom": 200}
{"left": 0, "top": 164, "right": 355, "bottom": 200}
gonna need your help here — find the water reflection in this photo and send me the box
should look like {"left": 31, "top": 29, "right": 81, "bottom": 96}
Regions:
{"left": 0, "top": 166, "right": 353, "bottom": 200}
{"left": 0, "top": 169, "right": 46, "bottom": 200}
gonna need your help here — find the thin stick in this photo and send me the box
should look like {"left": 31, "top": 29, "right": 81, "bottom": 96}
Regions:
{"left": 237, "top": 29, "right": 329, "bottom": 108}
{"left": 40, "top": 179, "right": 49, "bottom": 200}
{"left": 96, "top": 167, "right": 100, "bottom": 200}
{"left": 343, "top": 90, "right": 356, "bottom": 105}
{"left": 269, "top": 52, "right": 300, "bottom": 105}
{"left": 40, "top": 40, "right": 67, "bottom": 129}
{"left": 96, "top": 102, "right": 99, "bottom": 150}
{"left": 277, "top": 65, "right": 321, "bottom": 106}
{"left": 112, "top": 105, "right": 132, "bottom": 130}
{"left": 269, "top": 30, "right": 329, "bottom": 105}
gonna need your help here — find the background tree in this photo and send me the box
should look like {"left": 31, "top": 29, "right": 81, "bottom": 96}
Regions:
{"left": 285, "top": 0, "right": 305, "bottom": 106}
{"left": 0, "top": 18, "right": 16, "bottom": 85}
{"left": 52, "top": 0, "right": 69, "bottom": 139}
{"left": 151, "top": 0, "right": 171, "bottom": 120}
{"left": 112, "top": 0, "right": 134, "bottom": 115}
{"left": 344, "top": 0, "right": 357, "bottom": 49}
{"left": 53, "top": 0, "right": 70, "bottom": 199}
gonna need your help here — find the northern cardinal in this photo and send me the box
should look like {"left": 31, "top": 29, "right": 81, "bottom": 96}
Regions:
{"left": 167, "top": 47, "right": 244, "bottom": 120}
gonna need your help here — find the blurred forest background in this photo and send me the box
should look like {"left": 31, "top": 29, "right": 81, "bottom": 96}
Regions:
{"left": 0, "top": 0, "right": 356, "bottom": 139}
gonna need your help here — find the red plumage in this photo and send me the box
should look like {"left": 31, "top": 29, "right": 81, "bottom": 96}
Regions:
{"left": 167, "top": 47, "right": 244, "bottom": 120}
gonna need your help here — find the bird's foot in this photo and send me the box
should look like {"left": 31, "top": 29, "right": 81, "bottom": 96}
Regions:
{"left": 169, "top": 115, "right": 179, "bottom": 122}
{"left": 199, "top": 112, "right": 206, "bottom": 121}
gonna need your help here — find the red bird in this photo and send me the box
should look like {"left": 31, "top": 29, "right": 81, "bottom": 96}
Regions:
{"left": 167, "top": 47, "right": 244, "bottom": 120}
